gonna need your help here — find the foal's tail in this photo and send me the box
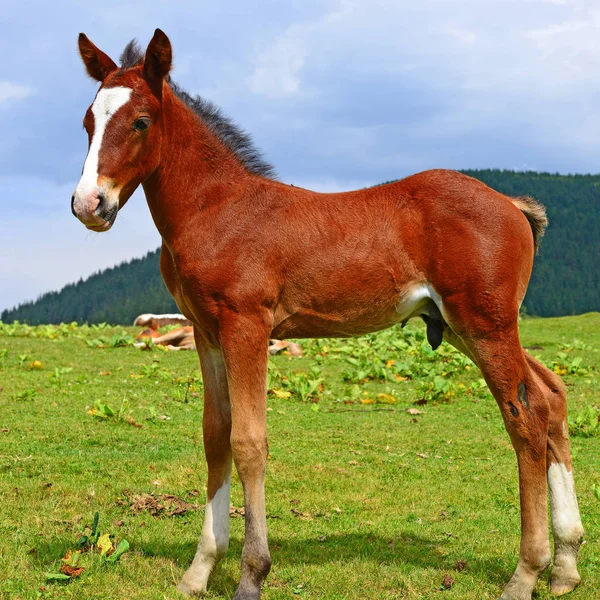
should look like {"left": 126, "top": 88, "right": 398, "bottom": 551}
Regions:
{"left": 510, "top": 196, "right": 548, "bottom": 253}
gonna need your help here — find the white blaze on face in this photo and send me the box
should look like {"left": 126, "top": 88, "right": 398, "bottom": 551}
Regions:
{"left": 548, "top": 462, "right": 583, "bottom": 542}
{"left": 75, "top": 86, "right": 132, "bottom": 198}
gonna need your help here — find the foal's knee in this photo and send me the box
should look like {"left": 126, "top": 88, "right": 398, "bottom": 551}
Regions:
{"left": 231, "top": 434, "right": 268, "bottom": 472}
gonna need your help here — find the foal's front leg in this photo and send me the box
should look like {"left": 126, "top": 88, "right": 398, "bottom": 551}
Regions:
{"left": 221, "top": 314, "right": 272, "bottom": 600}
{"left": 179, "top": 337, "right": 232, "bottom": 595}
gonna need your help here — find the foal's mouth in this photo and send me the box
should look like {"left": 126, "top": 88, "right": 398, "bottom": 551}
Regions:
{"left": 86, "top": 204, "right": 118, "bottom": 232}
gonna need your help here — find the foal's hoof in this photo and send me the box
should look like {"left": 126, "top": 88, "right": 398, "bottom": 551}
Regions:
{"left": 177, "top": 578, "right": 207, "bottom": 597}
{"left": 550, "top": 577, "right": 581, "bottom": 596}
{"left": 498, "top": 593, "right": 531, "bottom": 600}
{"left": 550, "top": 560, "right": 581, "bottom": 596}
{"left": 498, "top": 581, "right": 533, "bottom": 600}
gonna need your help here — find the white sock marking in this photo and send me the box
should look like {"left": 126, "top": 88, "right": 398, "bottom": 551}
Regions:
{"left": 200, "top": 477, "right": 231, "bottom": 555}
{"left": 76, "top": 86, "right": 132, "bottom": 198}
{"left": 548, "top": 462, "right": 583, "bottom": 542}
{"left": 179, "top": 476, "right": 231, "bottom": 592}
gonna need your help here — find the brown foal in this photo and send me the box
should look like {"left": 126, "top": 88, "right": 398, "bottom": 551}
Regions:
{"left": 71, "top": 30, "right": 584, "bottom": 600}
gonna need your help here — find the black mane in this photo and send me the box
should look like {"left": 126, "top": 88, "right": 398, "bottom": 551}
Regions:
{"left": 119, "top": 40, "right": 276, "bottom": 179}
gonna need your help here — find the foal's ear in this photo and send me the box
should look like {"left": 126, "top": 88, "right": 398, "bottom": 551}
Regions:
{"left": 143, "top": 29, "right": 172, "bottom": 93}
{"left": 78, "top": 34, "right": 117, "bottom": 82}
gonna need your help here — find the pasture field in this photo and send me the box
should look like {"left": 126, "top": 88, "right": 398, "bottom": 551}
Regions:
{"left": 0, "top": 314, "right": 599, "bottom": 600}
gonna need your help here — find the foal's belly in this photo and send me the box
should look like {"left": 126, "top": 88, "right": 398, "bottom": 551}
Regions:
{"left": 271, "top": 281, "right": 442, "bottom": 340}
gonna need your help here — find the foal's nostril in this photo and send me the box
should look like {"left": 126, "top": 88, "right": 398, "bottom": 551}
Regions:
{"left": 71, "top": 194, "right": 77, "bottom": 218}
{"left": 96, "top": 191, "right": 106, "bottom": 214}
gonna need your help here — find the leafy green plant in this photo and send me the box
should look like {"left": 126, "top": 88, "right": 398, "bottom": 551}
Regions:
{"left": 170, "top": 371, "right": 202, "bottom": 403}
{"left": 49, "top": 366, "right": 73, "bottom": 386}
{"left": 18, "top": 353, "right": 31, "bottom": 368}
{"left": 559, "top": 339, "right": 591, "bottom": 351}
{"left": 468, "top": 377, "right": 489, "bottom": 397}
{"left": 88, "top": 400, "right": 115, "bottom": 419}
{"left": 86, "top": 333, "right": 133, "bottom": 348}
{"left": 87, "top": 398, "right": 133, "bottom": 423}
{"left": 146, "top": 405, "right": 158, "bottom": 423}
{"left": 550, "top": 352, "right": 587, "bottom": 376}
{"left": 138, "top": 336, "right": 155, "bottom": 351}
{"left": 267, "top": 359, "right": 283, "bottom": 391}
{"left": 418, "top": 375, "right": 457, "bottom": 403}
{"left": 285, "top": 368, "right": 324, "bottom": 402}
{"left": 15, "top": 388, "right": 37, "bottom": 402}
{"left": 0, "top": 321, "right": 82, "bottom": 339}
{"left": 568, "top": 405, "right": 600, "bottom": 437}
{"left": 305, "top": 325, "right": 473, "bottom": 387}
{"left": 0, "top": 348, "right": 8, "bottom": 367}
{"left": 140, "top": 361, "right": 167, "bottom": 378}
{"left": 45, "top": 512, "right": 129, "bottom": 584}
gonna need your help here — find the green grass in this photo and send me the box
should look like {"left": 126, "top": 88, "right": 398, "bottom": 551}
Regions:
{"left": 0, "top": 315, "right": 599, "bottom": 599}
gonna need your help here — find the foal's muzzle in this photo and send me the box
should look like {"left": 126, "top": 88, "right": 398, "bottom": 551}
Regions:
{"left": 71, "top": 187, "right": 118, "bottom": 231}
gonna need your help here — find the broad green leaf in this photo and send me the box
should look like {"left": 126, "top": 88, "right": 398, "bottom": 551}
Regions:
{"left": 45, "top": 573, "right": 71, "bottom": 581}
{"left": 107, "top": 539, "right": 130, "bottom": 563}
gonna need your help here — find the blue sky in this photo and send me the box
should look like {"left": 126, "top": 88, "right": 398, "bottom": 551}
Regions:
{"left": 1, "top": 0, "right": 599, "bottom": 312}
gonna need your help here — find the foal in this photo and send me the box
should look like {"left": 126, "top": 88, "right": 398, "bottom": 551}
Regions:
{"left": 72, "top": 30, "right": 584, "bottom": 600}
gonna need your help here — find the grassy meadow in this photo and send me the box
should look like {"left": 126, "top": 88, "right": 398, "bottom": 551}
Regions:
{"left": 0, "top": 314, "right": 599, "bottom": 599}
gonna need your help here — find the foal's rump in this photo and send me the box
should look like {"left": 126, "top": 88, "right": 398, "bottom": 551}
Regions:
{"left": 386, "top": 170, "right": 544, "bottom": 326}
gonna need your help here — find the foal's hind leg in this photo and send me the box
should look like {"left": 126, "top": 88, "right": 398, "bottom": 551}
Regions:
{"left": 179, "top": 337, "right": 232, "bottom": 595}
{"left": 465, "top": 332, "right": 551, "bottom": 600}
{"left": 524, "top": 354, "right": 584, "bottom": 596}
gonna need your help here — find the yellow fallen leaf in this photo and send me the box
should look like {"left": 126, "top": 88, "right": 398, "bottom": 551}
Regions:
{"left": 360, "top": 398, "right": 375, "bottom": 405}
{"left": 271, "top": 389, "right": 291, "bottom": 399}
{"left": 29, "top": 360, "right": 44, "bottom": 370}
{"left": 97, "top": 533, "right": 113, "bottom": 557}
{"left": 377, "top": 393, "right": 397, "bottom": 404}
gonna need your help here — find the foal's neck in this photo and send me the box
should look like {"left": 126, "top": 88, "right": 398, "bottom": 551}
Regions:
{"left": 142, "top": 87, "right": 250, "bottom": 244}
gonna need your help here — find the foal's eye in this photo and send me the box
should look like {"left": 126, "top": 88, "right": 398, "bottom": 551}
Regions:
{"left": 133, "top": 117, "right": 150, "bottom": 131}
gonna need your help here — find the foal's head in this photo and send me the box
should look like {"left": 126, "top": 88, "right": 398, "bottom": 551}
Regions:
{"left": 72, "top": 29, "right": 172, "bottom": 231}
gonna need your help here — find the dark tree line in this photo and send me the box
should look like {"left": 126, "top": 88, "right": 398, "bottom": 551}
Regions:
{"left": 1, "top": 250, "right": 178, "bottom": 325}
{"left": 2, "top": 170, "right": 598, "bottom": 325}
{"left": 462, "top": 170, "right": 599, "bottom": 317}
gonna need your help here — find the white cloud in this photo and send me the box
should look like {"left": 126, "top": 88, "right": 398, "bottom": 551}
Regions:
{"left": 0, "top": 81, "right": 34, "bottom": 108}
{"left": 247, "top": 31, "right": 308, "bottom": 97}
{"left": 440, "top": 24, "right": 477, "bottom": 45}
{"left": 242, "top": 0, "right": 600, "bottom": 166}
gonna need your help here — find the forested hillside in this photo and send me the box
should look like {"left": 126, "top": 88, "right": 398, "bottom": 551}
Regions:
{"left": 2, "top": 170, "right": 598, "bottom": 324}
{"left": 1, "top": 250, "right": 177, "bottom": 325}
